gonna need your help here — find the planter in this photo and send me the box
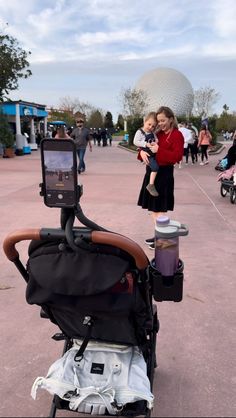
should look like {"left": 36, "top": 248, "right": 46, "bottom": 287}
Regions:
{"left": 15, "top": 148, "right": 24, "bottom": 156}
{"left": 3, "top": 148, "right": 15, "bottom": 158}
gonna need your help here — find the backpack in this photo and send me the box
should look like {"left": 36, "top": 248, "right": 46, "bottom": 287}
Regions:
{"left": 31, "top": 339, "right": 154, "bottom": 415}
{"left": 26, "top": 239, "right": 148, "bottom": 346}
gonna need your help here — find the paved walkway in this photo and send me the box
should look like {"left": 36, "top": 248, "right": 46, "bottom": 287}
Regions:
{"left": 0, "top": 140, "right": 235, "bottom": 417}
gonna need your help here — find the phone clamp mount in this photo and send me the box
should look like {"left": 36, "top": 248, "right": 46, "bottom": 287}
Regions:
{"left": 39, "top": 182, "right": 108, "bottom": 252}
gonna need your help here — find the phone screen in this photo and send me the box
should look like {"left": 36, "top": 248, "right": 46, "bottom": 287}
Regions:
{"left": 41, "top": 139, "right": 78, "bottom": 208}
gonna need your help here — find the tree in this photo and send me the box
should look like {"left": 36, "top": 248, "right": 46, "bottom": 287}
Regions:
{"left": 58, "top": 96, "right": 105, "bottom": 126}
{"left": 116, "top": 114, "right": 124, "bottom": 130}
{"left": 58, "top": 96, "right": 80, "bottom": 116}
{"left": 104, "top": 111, "right": 114, "bottom": 130}
{"left": 120, "top": 87, "right": 149, "bottom": 119}
{"left": 87, "top": 110, "right": 104, "bottom": 129}
{"left": 0, "top": 32, "right": 32, "bottom": 100}
{"left": 59, "top": 96, "right": 95, "bottom": 120}
{"left": 193, "top": 86, "right": 220, "bottom": 118}
{"left": 222, "top": 104, "right": 229, "bottom": 113}
{"left": 127, "top": 116, "right": 143, "bottom": 146}
{"left": 216, "top": 108, "right": 236, "bottom": 132}
{"left": 0, "top": 110, "right": 14, "bottom": 148}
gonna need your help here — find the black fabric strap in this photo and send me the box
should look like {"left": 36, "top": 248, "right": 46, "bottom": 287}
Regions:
{"left": 74, "top": 316, "right": 94, "bottom": 362}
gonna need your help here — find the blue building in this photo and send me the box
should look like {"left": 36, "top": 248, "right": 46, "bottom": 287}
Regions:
{"left": 0, "top": 100, "right": 48, "bottom": 152}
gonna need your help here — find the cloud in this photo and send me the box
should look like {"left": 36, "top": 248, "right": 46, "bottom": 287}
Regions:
{"left": 1, "top": 0, "right": 236, "bottom": 64}
{"left": 76, "top": 29, "right": 147, "bottom": 47}
{"left": 1, "top": 0, "right": 236, "bottom": 115}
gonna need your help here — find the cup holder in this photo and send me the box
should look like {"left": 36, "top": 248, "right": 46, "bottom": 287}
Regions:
{"left": 150, "top": 258, "right": 184, "bottom": 302}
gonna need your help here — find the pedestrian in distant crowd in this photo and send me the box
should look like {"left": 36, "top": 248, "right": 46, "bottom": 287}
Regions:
{"left": 137, "top": 106, "right": 184, "bottom": 249}
{"left": 107, "top": 131, "right": 113, "bottom": 146}
{"left": 101, "top": 129, "right": 107, "bottom": 146}
{"left": 52, "top": 129, "right": 57, "bottom": 138}
{"left": 96, "top": 129, "right": 101, "bottom": 146}
{"left": 67, "top": 127, "right": 73, "bottom": 136}
{"left": 188, "top": 124, "right": 199, "bottom": 163}
{"left": 178, "top": 122, "right": 193, "bottom": 167}
{"left": 70, "top": 118, "right": 92, "bottom": 174}
{"left": 45, "top": 130, "right": 52, "bottom": 138}
{"left": 54, "top": 126, "right": 70, "bottom": 139}
{"left": 198, "top": 124, "right": 212, "bottom": 165}
{"left": 36, "top": 130, "right": 42, "bottom": 147}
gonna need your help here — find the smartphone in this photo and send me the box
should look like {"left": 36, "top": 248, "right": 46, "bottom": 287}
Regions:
{"left": 40, "top": 138, "right": 78, "bottom": 208}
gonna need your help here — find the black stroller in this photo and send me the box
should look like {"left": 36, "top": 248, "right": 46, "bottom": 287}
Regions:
{"left": 3, "top": 140, "right": 184, "bottom": 417}
{"left": 3, "top": 199, "right": 159, "bottom": 417}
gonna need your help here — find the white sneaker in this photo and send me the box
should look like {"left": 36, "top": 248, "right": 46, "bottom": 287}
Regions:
{"left": 200, "top": 162, "right": 204, "bottom": 166}
{"left": 205, "top": 160, "right": 209, "bottom": 165}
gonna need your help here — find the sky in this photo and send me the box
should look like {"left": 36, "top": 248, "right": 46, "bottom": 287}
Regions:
{"left": 1, "top": 0, "right": 236, "bottom": 121}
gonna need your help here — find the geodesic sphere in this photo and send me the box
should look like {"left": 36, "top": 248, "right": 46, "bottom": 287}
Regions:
{"left": 135, "top": 67, "right": 194, "bottom": 117}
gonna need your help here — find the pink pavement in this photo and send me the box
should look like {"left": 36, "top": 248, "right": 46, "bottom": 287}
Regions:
{"left": 0, "top": 139, "right": 235, "bottom": 417}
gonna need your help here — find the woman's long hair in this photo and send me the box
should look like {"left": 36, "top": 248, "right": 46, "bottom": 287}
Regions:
{"left": 156, "top": 106, "right": 178, "bottom": 128}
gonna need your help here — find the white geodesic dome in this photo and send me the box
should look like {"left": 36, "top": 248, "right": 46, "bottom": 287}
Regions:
{"left": 135, "top": 67, "right": 194, "bottom": 117}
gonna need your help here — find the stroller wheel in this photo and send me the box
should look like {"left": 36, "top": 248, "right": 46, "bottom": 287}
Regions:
{"left": 230, "top": 187, "right": 236, "bottom": 204}
{"left": 220, "top": 184, "right": 227, "bottom": 197}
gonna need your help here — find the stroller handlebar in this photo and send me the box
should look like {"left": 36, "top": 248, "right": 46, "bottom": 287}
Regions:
{"left": 3, "top": 229, "right": 41, "bottom": 262}
{"left": 91, "top": 231, "right": 149, "bottom": 270}
{"left": 3, "top": 228, "right": 149, "bottom": 270}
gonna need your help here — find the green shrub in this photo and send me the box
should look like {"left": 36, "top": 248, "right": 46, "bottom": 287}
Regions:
{"left": 127, "top": 117, "right": 143, "bottom": 146}
{"left": 0, "top": 111, "right": 15, "bottom": 148}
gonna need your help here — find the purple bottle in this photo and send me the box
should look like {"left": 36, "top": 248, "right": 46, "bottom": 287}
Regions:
{"left": 155, "top": 216, "right": 188, "bottom": 277}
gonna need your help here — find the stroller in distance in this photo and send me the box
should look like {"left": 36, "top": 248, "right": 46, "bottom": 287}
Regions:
{"left": 3, "top": 139, "right": 185, "bottom": 417}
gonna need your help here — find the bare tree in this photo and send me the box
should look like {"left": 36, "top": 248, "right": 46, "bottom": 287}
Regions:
{"left": 58, "top": 96, "right": 80, "bottom": 115}
{"left": 193, "top": 86, "right": 220, "bottom": 118}
{"left": 119, "top": 87, "right": 149, "bottom": 119}
{"left": 59, "top": 96, "right": 98, "bottom": 120}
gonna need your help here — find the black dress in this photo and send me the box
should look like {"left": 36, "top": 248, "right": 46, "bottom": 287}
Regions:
{"left": 137, "top": 165, "right": 174, "bottom": 212}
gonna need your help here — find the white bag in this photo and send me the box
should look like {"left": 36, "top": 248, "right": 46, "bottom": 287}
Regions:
{"left": 31, "top": 339, "right": 154, "bottom": 415}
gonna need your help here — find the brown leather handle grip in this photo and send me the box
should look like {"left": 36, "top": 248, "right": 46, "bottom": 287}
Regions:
{"left": 3, "top": 228, "right": 149, "bottom": 270}
{"left": 92, "top": 231, "right": 149, "bottom": 270}
{"left": 3, "top": 229, "right": 41, "bottom": 262}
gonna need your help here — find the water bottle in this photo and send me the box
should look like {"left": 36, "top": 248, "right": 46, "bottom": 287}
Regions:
{"left": 155, "top": 216, "right": 189, "bottom": 277}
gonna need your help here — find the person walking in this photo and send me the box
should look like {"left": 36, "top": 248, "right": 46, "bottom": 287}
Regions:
{"left": 198, "top": 124, "right": 212, "bottom": 165}
{"left": 178, "top": 122, "right": 193, "bottom": 167}
{"left": 54, "top": 126, "right": 70, "bottom": 139}
{"left": 137, "top": 106, "right": 184, "bottom": 249}
{"left": 70, "top": 118, "right": 92, "bottom": 174}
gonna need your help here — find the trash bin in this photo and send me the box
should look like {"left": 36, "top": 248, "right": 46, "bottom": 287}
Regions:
{"left": 23, "top": 145, "right": 31, "bottom": 154}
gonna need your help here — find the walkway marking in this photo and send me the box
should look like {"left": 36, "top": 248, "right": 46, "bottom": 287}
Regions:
{"left": 185, "top": 172, "right": 229, "bottom": 224}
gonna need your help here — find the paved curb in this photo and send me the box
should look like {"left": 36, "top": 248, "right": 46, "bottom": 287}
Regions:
{"left": 208, "top": 144, "right": 226, "bottom": 155}
{"left": 119, "top": 143, "right": 226, "bottom": 155}
{"left": 117, "top": 144, "right": 137, "bottom": 153}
